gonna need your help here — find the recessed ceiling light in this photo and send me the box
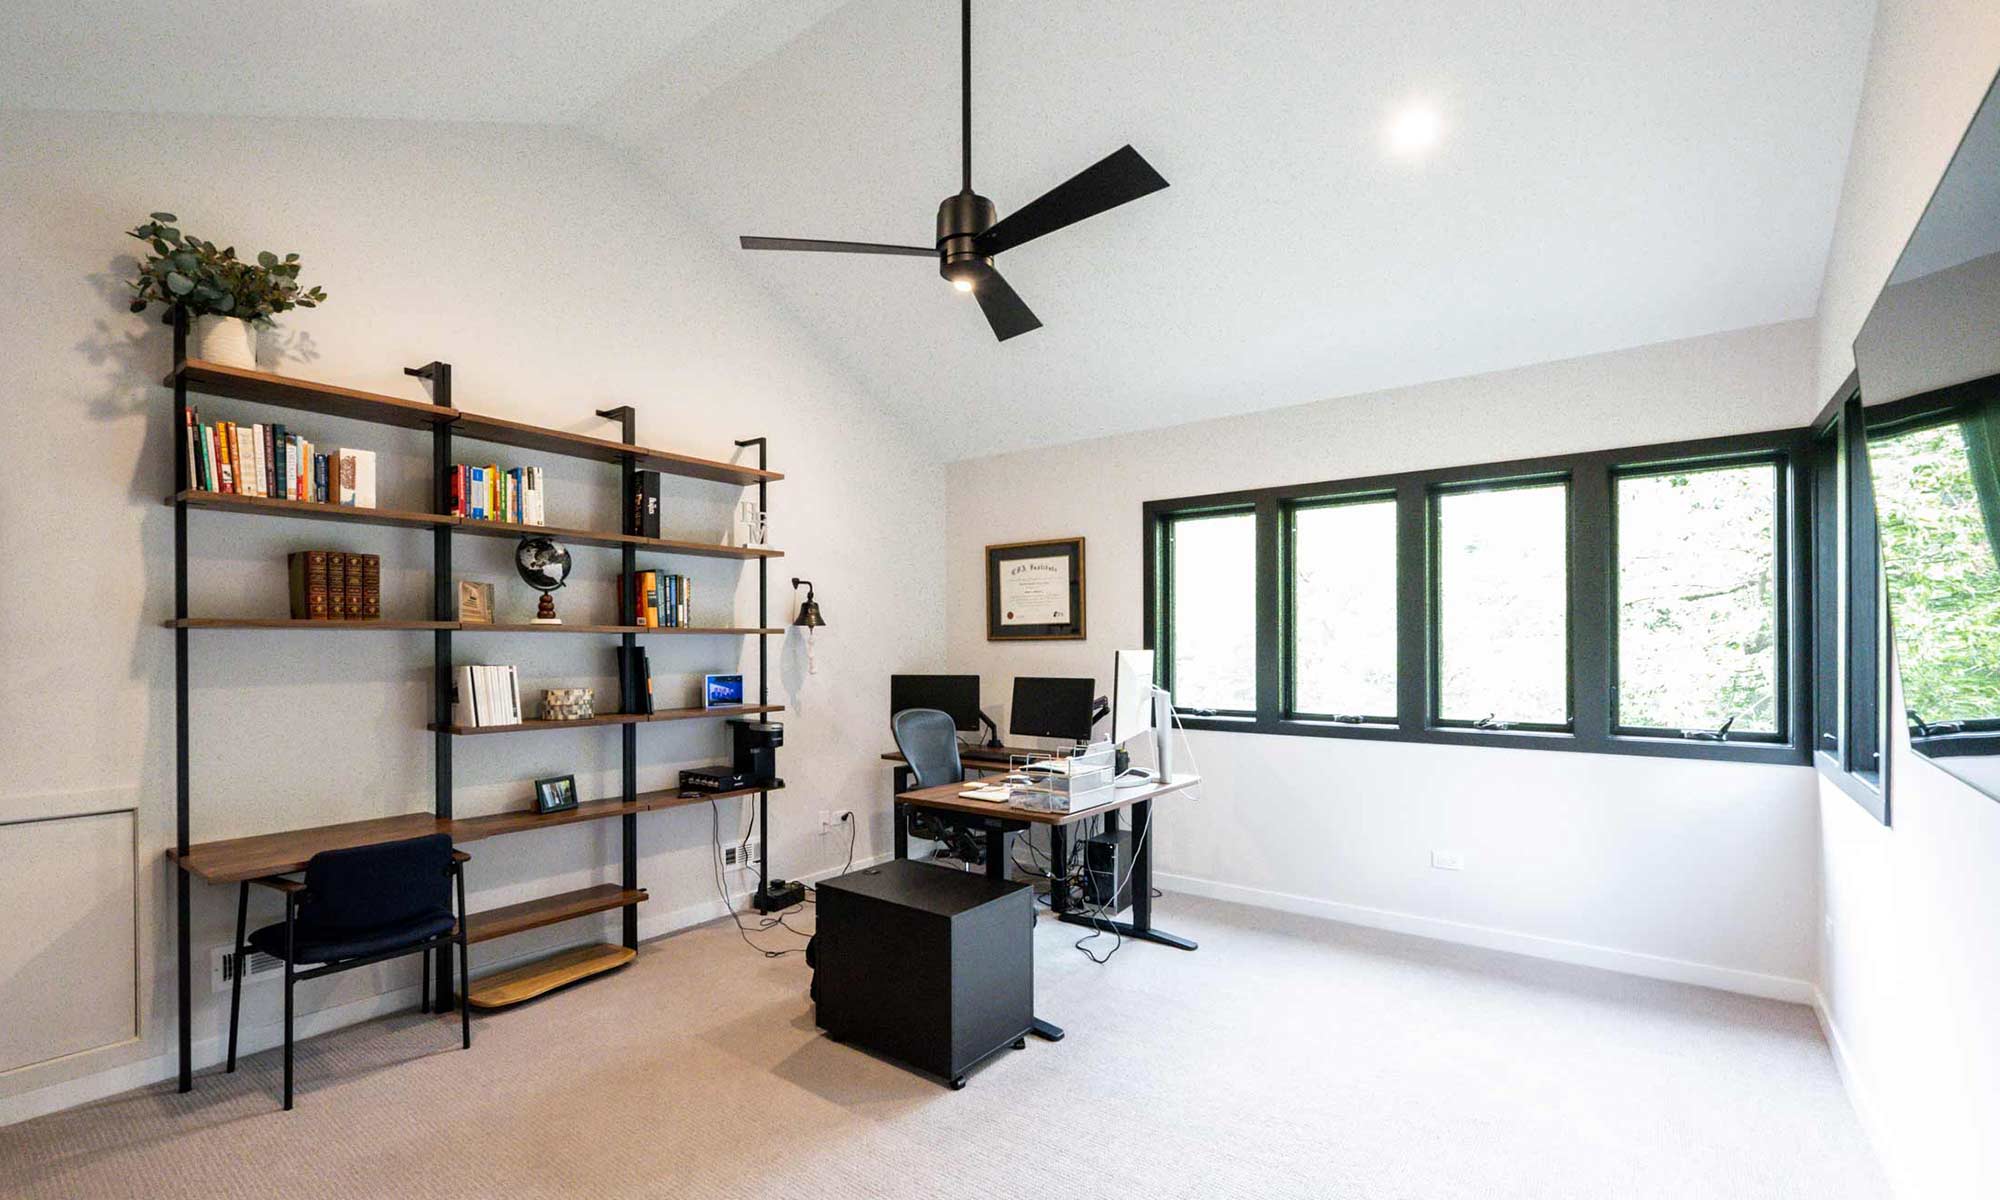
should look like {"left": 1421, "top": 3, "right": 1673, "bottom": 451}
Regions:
{"left": 1384, "top": 102, "right": 1444, "bottom": 158}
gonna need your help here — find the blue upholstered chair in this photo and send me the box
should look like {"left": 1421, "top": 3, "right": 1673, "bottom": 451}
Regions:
{"left": 226, "top": 833, "right": 470, "bottom": 1109}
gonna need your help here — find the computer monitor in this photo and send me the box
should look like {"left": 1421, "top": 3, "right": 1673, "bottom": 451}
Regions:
{"left": 890, "top": 674, "right": 982, "bottom": 733}
{"left": 1111, "top": 650, "right": 1156, "bottom": 746}
{"left": 1009, "top": 677, "right": 1097, "bottom": 743}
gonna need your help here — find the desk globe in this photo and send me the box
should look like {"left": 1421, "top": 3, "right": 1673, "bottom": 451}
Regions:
{"left": 515, "top": 537, "right": 572, "bottom": 624}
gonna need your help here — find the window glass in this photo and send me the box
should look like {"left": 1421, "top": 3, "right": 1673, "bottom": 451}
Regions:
{"left": 1868, "top": 421, "right": 2000, "bottom": 727}
{"left": 1167, "top": 511, "right": 1256, "bottom": 712}
{"left": 1434, "top": 482, "right": 1569, "bottom": 726}
{"left": 1615, "top": 463, "right": 1780, "bottom": 734}
{"left": 1290, "top": 498, "right": 1397, "bottom": 718}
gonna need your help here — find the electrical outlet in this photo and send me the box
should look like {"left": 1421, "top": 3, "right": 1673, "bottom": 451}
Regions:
{"left": 819, "top": 809, "right": 833, "bottom": 834}
{"left": 1430, "top": 850, "right": 1465, "bottom": 871}
{"left": 835, "top": 808, "right": 854, "bottom": 826}
{"left": 723, "top": 839, "right": 762, "bottom": 871}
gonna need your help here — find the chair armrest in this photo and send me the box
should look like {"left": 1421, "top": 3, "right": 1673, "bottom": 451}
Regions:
{"left": 451, "top": 850, "right": 470, "bottom": 863}
{"left": 250, "top": 875, "right": 305, "bottom": 894}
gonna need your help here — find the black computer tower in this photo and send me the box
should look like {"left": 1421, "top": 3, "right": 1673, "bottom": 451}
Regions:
{"left": 1082, "top": 829, "right": 1134, "bottom": 914}
{"left": 814, "top": 860, "right": 1033, "bottom": 1087}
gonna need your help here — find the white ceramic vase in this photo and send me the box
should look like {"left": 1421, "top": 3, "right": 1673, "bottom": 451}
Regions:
{"left": 191, "top": 314, "right": 257, "bottom": 369}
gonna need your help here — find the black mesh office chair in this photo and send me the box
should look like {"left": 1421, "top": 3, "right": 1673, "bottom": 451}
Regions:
{"left": 893, "top": 707, "right": 965, "bottom": 789}
{"left": 227, "top": 833, "right": 471, "bottom": 1110}
{"left": 894, "top": 707, "right": 1000, "bottom": 867}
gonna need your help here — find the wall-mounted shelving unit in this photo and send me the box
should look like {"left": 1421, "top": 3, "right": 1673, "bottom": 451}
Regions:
{"left": 167, "top": 330, "right": 790, "bottom": 1091}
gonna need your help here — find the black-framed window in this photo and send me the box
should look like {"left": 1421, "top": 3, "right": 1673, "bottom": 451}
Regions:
{"left": 1808, "top": 380, "right": 1888, "bottom": 821}
{"left": 1610, "top": 457, "right": 1785, "bottom": 741}
{"left": 1430, "top": 477, "right": 1572, "bottom": 730}
{"left": 1156, "top": 506, "right": 1258, "bottom": 715}
{"left": 1142, "top": 426, "right": 1811, "bottom": 765}
{"left": 1286, "top": 493, "right": 1397, "bottom": 722}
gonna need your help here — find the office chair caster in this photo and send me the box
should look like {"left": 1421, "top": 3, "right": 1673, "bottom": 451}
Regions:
{"left": 1012, "top": 1037, "right": 1027, "bottom": 1050}
{"left": 950, "top": 1076, "right": 967, "bottom": 1090}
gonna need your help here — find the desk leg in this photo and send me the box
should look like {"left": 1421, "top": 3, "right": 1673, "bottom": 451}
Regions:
{"left": 1048, "top": 824, "right": 1071, "bottom": 914}
{"left": 1029, "top": 1016, "right": 1065, "bottom": 1041}
{"left": 891, "top": 766, "right": 912, "bottom": 860}
{"left": 1055, "top": 798, "right": 1199, "bottom": 951}
{"left": 984, "top": 825, "right": 1007, "bottom": 881}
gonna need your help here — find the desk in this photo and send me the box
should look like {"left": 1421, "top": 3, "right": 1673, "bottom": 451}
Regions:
{"left": 892, "top": 773, "right": 1201, "bottom": 953}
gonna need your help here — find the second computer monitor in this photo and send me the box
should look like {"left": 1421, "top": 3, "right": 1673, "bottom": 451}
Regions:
{"left": 1010, "top": 676, "right": 1097, "bottom": 743}
{"left": 890, "top": 674, "right": 982, "bottom": 733}
{"left": 1111, "top": 649, "right": 1156, "bottom": 745}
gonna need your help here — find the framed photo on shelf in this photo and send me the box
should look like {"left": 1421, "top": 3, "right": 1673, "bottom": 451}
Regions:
{"left": 986, "top": 537, "right": 1085, "bottom": 640}
{"left": 533, "top": 774, "right": 578, "bottom": 814}
{"left": 457, "top": 580, "right": 495, "bottom": 624}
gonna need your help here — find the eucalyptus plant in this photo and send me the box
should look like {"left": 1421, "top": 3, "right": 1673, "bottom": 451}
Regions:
{"left": 125, "top": 212, "right": 326, "bottom": 323}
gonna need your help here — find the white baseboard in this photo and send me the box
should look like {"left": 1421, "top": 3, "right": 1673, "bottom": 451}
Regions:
{"left": 1155, "top": 870, "right": 1816, "bottom": 1004}
{"left": 1812, "top": 989, "right": 1910, "bottom": 1199}
{"left": 0, "top": 851, "right": 888, "bottom": 1129}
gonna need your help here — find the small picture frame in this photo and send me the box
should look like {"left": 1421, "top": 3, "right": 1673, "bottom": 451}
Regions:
{"left": 458, "top": 580, "right": 495, "bottom": 624}
{"left": 533, "top": 774, "right": 578, "bottom": 814}
{"left": 704, "top": 673, "right": 745, "bottom": 709}
{"left": 986, "top": 537, "right": 1086, "bottom": 640}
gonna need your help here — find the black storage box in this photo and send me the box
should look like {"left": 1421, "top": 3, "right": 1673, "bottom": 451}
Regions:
{"left": 813, "top": 859, "right": 1033, "bottom": 1087}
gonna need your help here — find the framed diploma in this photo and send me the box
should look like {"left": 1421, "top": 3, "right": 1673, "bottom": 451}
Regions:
{"left": 986, "top": 537, "right": 1086, "bottom": 640}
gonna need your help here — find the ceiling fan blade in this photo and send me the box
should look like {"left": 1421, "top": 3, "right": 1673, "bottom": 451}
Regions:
{"left": 968, "top": 263, "right": 1042, "bottom": 341}
{"left": 739, "top": 236, "right": 936, "bottom": 257}
{"left": 973, "top": 145, "right": 1168, "bottom": 257}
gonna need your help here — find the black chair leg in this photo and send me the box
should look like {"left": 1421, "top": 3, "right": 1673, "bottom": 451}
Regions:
{"left": 283, "top": 898, "right": 296, "bottom": 1111}
{"left": 226, "top": 881, "right": 248, "bottom": 1072}
{"left": 421, "top": 948, "right": 431, "bottom": 1014}
{"left": 454, "top": 865, "right": 471, "bottom": 1049}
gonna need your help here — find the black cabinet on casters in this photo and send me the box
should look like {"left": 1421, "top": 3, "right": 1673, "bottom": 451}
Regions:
{"left": 813, "top": 860, "right": 1033, "bottom": 1089}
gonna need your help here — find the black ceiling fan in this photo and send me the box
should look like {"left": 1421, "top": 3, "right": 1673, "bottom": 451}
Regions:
{"left": 739, "top": 0, "right": 1168, "bottom": 342}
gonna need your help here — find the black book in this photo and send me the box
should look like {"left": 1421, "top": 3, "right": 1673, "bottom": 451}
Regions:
{"left": 629, "top": 470, "right": 662, "bottom": 538}
{"left": 639, "top": 648, "right": 656, "bottom": 714}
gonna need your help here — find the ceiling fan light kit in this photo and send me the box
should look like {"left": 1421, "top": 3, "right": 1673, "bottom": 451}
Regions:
{"left": 739, "top": 0, "right": 1168, "bottom": 341}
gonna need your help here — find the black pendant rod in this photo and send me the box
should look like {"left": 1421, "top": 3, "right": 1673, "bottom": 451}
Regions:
{"left": 961, "top": 0, "right": 972, "bottom": 192}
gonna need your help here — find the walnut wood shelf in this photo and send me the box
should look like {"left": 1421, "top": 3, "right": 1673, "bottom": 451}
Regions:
{"left": 452, "top": 410, "right": 783, "bottom": 485}
{"left": 171, "top": 360, "right": 456, "bottom": 429}
{"left": 170, "top": 783, "right": 785, "bottom": 882}
{"left": 430, "top": 703, "right": 783, "bottom": 736}
{"left": 465, "top": 943, "right": 634, "bottom": 1010}
{"left": 168, "top": 490, "right": 454, "bottom": 530}
{"left": 453, "top": 517, "right": 782, "bottom": 560}
{"left": 463, "top": 622, "right": 783, "bottom": 636}
{"left": 462, "top": 884, "right": 648, "bottom": 945}
{"left": 170, "top": 813, "right": 447, "bottom": 882}
{"left": 167, "top": 618, "right": 456, "bottom": 631}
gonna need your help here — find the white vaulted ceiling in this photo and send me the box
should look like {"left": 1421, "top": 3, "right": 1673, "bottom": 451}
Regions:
{"left": 1, "top": 0, "right": 1877, "bottom": 458}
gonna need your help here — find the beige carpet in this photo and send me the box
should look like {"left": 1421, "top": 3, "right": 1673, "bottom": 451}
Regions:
{"left": 0, "top": 895, "right": 1887, "bottom": 1200}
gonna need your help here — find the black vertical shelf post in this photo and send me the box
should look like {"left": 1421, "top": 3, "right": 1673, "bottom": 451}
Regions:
{"left": 735, "top": 437, "right": 783, "bottom": 913}
{"left": 597, "top": 406, "right": 641, "bottom": 951}
{"left": 173, "top": 309, "right": 192, "bottom": 1093}
{"left": 408, "top": 361, "right": 455, "bottom": 1006}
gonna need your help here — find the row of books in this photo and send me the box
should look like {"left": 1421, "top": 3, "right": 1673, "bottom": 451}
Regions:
{"left": 184, "top": 409, "right": 376, "bottom": 506}
{"left": 451, "top": 664, "right": 523, "bottom": 727}
{"left": 450, "top": 463, "right": 545, "bottom": 525}
{"left": 628, "top": 470, "right": 664, "bottom": 538}
{"left": 616, "top": 647, "right": 657, "bottom": 715}
{"left": 619, "top": 571, "right": 694, "bottom": 627}
{"left": 287, "top": 551, "right": 382, "bottom": 620}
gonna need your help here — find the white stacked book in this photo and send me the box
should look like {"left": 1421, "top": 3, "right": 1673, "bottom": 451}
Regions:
{"left": 451, "top": 664, "right": 523, "bottom": 727}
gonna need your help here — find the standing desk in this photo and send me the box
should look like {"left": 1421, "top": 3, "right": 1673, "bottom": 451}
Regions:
{"left": 889, "top": 771, "right": 1202, "bottom": 953}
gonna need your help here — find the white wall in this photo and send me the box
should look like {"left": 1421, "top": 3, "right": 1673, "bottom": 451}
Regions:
{"left": 945, "top": 319, "right": 1823, "bottom": 996}
{"left": 1809, "top": 4, "right": 2000, "bottom": 1196}
{"left": 0, "top": 111, "right": 942, "bottom": 1120}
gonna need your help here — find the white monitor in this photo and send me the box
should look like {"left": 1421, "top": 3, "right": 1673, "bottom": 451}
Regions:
{"left": 1111, "top": 649, "right": 1156, "bottom": 746}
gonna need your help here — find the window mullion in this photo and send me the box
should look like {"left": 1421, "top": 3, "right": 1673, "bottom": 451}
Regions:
{"left": 1572, "top": 465, "right": 1611, "bottom": 746}
{"left": 1396, "top": 479, "right": 1427, "bottom": 733}
{"left": 1254, "top": 495, "right": 1282, "bottom": 725}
